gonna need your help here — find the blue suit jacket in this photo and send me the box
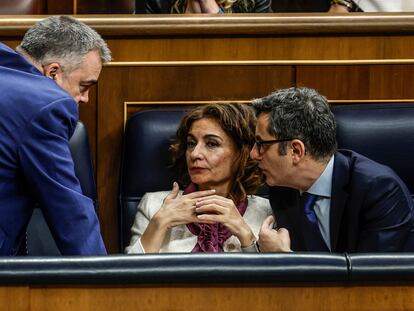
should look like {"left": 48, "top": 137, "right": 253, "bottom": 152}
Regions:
{"left": 0, "top": 43, "right": 106, "bottom": 255}
{"left": 270, "top": 150, "right": 414, "bottom": 252}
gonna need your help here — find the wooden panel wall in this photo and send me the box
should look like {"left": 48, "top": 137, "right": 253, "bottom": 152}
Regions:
{"left": 297, "top": 65, "right": 414, "bottom": 100}
{"left": 1, "top": 283, "right": 414, "bottom": 311}
{"left": 1, "top": 15, "right": 414, "bottom": 252}
{"left": 47, "top": 0, "right": 73, "bottom": 15}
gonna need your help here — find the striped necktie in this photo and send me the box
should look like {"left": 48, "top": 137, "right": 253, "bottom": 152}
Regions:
{"left": 301, "top": 192, "right": 329, "bottom": 251}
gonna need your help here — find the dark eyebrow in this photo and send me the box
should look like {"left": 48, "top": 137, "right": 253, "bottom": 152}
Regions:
{"left": 204, "top": 134, "right": 223, "bottom": 141}
{"left": 187, "top": 133, "right": 223, "bottom": 141}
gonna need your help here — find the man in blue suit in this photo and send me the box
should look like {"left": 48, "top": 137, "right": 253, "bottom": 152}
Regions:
{"left": 0, "top": 16, "right": 111, "bottom": 255}
{"left": 250, "top": 87, "right": 414, "bottom": 252}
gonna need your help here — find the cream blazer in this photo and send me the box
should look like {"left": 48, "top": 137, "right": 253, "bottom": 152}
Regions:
{"left": 125, "top": 191, "right": 272, "bottom": 253}
{"left": 358, "top": 0, "right": 414, "bottom": 11}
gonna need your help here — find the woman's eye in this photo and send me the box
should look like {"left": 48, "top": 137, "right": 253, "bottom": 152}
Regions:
{"left": 187, "top": 141, "right": 196, "bottom": 149}
{"left": 206, "top": 141, "right": 219, "bottom": 148}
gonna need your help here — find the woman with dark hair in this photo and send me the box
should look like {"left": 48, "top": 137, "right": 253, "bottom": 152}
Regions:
{"left": 126, "top": 103, "right": 271, "bottom": 253}
{"left": 144, "top": 0, "right": 272, "bottom": 14}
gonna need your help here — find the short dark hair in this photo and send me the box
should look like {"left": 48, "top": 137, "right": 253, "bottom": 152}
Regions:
{"left": 252, "top": 87, "right": 337, "bottom": 160}
{"left": 17, "top": 16, "right": 111, "bottom": 73}
{"left": 170, "top": 103, "right": 262, "bottom": 202}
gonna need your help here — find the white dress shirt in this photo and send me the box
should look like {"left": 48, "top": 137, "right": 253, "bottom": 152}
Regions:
{"left": 306, "top": 155, "right": 335, "bottom": 251}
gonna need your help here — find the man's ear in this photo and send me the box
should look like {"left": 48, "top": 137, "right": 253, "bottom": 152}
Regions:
{"left": 291, "top": 139, "right": 306, "bottom": 164}
{"left": 43, "top": 63, "right": 62, "bottom": 81}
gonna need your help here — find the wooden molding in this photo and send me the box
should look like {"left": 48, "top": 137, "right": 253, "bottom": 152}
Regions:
{"left": 2, "top": 13, "right": 414, "bottom": 36}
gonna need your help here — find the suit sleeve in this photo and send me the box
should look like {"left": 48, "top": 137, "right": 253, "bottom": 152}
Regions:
{"left": 357, "top": 174, "right": 414, "bottom": 252}
{"left": 18, "top": 97, "right": 107, "bottom": 255}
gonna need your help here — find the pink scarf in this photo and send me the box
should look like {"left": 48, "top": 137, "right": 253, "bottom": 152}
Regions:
{"left": 184, "top": 183, "right": 248, "bottom": 252}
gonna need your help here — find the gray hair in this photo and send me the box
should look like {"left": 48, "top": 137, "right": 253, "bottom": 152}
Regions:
{"left": 16, "top": 16, "right": 111, "bottom": 73}
{"left": 252, "top": 87, "right": 337, "bottom": 161}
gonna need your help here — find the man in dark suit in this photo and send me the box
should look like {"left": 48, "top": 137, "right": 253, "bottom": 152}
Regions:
{"left": 0, "top": 16, "right": 111, "bottom": 255}
{"left": 250, "top": 87, "right": 414, "bottom": 252}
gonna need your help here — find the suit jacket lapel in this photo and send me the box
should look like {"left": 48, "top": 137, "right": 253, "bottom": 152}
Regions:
{"left": 330, "top": 152, "right": 351, "bottom": 251}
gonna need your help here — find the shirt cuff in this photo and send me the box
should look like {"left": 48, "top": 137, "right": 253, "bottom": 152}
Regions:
{"left": 126, "top": 238, "right": 146, "bottom": 254}
{"left": 138, "top": 238, "right": 146, "bottom": 253}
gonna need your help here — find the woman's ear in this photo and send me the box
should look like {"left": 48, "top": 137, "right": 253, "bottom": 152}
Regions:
{"left": 43, "top": 63, "right": 62, "bottom": 81}
{"left": 290, "top": 139, "right": 306, "bottom": 164}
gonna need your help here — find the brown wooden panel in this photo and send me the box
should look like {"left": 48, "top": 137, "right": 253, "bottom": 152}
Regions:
{"left": 5, "top": 15, "right": 414, "bottom": 37}
{"left": 25, "top": 285, "right": 414, "bottom": 311}
{"left": 0, "top": 286, "right": 29, "bottom": 311}
{"left": 97, "top": 64, "right": 293, "bottom": 252}
{"left": 0, "top": 0, "right": 46, "bottom": 14}
{"left": 78, "top": 0, "right": 110, "bottom": 14}
{"left": 296, "top": 65, "right": 414, "bottom": 100}
{"left": 0, "top": 41, "right": 20, "bottom": 49}
{"left": 47, "top": 0, "right": 73, "bottom": 14}
{"left": 106, "top": 35, "right": 414, "bottom": 62}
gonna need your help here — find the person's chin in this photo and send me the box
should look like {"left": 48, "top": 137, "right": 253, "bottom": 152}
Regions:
{"left": 190, "top": 176, "right": 206, "bottom": 185}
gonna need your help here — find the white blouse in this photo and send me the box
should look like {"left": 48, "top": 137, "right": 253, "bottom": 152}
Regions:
{"left": 356, "top": 0, "right": 414, "bottom": 12}
{"left": 125, "top": 191, "right": 272, "bottom": 254}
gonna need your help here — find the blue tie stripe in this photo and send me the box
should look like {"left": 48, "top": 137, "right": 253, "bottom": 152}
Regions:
{"left": 303, "top": 193, "right": 318, "bottom": 224}
{"left": 301, "top": 192, "right": 329, "bottom": 251}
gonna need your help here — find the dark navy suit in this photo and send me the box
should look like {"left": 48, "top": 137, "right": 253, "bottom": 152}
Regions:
{"left": 270, "top": 150, "right": 414, "bottom": 252}
{"left": 0, "top": 43, "right": 106, "bottom": 255}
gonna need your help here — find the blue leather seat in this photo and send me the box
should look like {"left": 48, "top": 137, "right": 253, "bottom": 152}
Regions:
{"left": 119, "top": 110, "right": 187, "bottom": 251}
{"left": 332, "top": 102, "right": 414, "bottom": 251}
{"left": 24, "top": 121, "right": 98, "bottom": 255}
{"left": 332, "top": 103, "right": 414, "bottom": 196}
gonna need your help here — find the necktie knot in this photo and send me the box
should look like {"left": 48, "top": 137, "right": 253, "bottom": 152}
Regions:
{"left": 302, "top": 192, "right": 317, "bottom": 216}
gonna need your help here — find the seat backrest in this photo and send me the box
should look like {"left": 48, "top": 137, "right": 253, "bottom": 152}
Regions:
{"left": 25, "top": 121, "right": 97, "bottom": 255}
{"left": 119, "top": 109, "right": 187, "bottom": 251}
{"left": 332, "top": 103, "right": 414, "bottom": 196}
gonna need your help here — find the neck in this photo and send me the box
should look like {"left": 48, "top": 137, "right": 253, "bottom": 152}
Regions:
{"left": 294, "top": 156, "right": 330, "bottom": 192}
{"left": 17, "top": 49, "right": 44, "bottom": 74}
{"left": 198, "top": 183, "right": 230, "bottom": 198}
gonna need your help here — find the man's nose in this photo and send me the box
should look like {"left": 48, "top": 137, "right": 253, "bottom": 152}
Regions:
{"left": 79, "top": 91, "right": 89, "bottom": 104}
